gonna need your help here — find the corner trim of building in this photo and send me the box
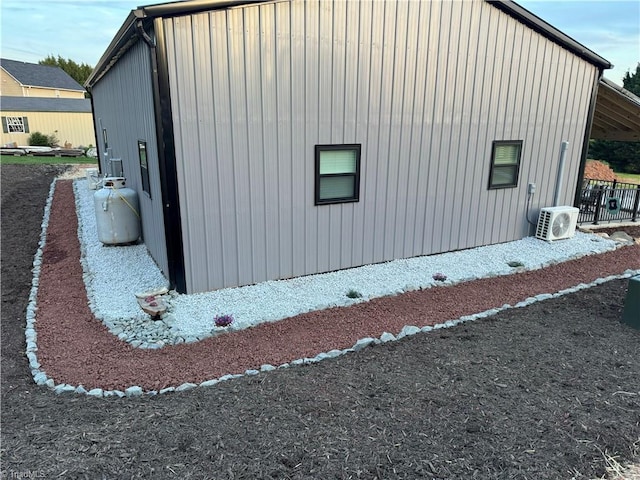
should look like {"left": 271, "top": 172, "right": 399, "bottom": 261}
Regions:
{"left": 144, "top": 18, "right": 187, "bottom": 293}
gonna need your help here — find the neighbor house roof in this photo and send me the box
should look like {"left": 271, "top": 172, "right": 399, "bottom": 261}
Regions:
{"left": 86, "top": 0, "right": 612, "bottom": 88}
{"left": 0, "top": 96, "right": 92, "bottom": 113}
{"left": 1, "top": 58, "right": 84, "bottom": 92}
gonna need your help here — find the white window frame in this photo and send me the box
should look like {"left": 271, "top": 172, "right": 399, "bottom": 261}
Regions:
{"left": 6, "top": 116, "right": 26, "bottom": 133}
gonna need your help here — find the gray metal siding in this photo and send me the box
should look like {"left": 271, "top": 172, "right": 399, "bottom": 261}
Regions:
{"left": 164, "top": 0, "right": 597, "bottom": 293}
{"left": 91, "top": 39, "right": 169, "bottom": 276}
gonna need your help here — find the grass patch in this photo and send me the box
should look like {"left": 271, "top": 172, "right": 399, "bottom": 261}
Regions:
{"left": 1, "top": 155, "right": 98, "bottom": 165}
{"left": 615, "top": 172, "right": 640, "bottom": 185}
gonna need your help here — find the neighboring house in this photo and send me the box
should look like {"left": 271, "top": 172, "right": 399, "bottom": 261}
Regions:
{"left": 0, "top": 58, "right": 95, "bottom": 147}
{"left": 85, "top": 0, "right": 638, "bottom": 294}
{"left": 1, "top": 58, "right": 85, "bottom": 98}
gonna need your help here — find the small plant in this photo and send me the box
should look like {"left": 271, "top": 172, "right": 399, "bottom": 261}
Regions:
{"left": 214, "top": 314, "right": 234, "bottom": 328}
{"left": 432, "top": 272, "right": 447, "bottom": 282}
{"left": 507, "top": 260, "right": 525, "bottom": 268}
{"left": 28, "top": 131, "right": 59, "bottom": 147}
{"left": 144, "top": 295, "right": 159, "bottom": 307}
{"left": 346, "top": 289, "right": 362, "bottom": 299}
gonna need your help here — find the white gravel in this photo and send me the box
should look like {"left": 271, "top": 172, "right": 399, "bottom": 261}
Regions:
{"left": 74, "top": 178, "right": 621, "bottom": 347}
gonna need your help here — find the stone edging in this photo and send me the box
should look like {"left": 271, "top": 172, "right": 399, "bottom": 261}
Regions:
{"left": 25, "top": 178, "right": 640, "bottom": 397}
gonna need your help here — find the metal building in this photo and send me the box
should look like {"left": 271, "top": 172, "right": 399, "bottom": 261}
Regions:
{"left": 86, "top": 0, "right": 614, "bottom": 294}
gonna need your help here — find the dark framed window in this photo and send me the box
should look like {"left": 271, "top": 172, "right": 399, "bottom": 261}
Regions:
{"left": 315, "top": 144, "right": 361, "bottom": 205}
{"left": 138, "top": 140, "right": 151, "bottom": 197}
{"left": 488, "top": 140, "right": 522, "bottom": 189}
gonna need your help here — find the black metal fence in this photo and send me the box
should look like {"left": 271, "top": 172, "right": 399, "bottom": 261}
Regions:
{"left": 578, "top": 178, "right": 640, "bottom": 224}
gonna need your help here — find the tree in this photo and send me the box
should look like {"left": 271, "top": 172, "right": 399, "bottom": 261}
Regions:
{"left": 39, "top": 55, "right": 93, "bottom": 87}
{"left": 587, "top": 63, "right": 640, "bottom": 174}
{"left": 622, "top": 63, "right": 640, "bottom": 96}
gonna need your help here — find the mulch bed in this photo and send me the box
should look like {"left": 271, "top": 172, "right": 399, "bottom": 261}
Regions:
{"left": 2, "top": 164, "right": 639, "bottom": 479}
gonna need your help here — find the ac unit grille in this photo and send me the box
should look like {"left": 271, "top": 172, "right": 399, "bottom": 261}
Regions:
{"left": 536, "top": 209, "right": 552, "bottom": 239}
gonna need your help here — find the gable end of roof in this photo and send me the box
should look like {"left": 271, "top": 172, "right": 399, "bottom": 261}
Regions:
{"left": 487, "top": 1, "right": 612, "bottom": 70}
{"left": 0, "top": 58, "right": 84, "bottom": 91}
{"left": 86, "top": 0, "right": 612, "bottom": 89}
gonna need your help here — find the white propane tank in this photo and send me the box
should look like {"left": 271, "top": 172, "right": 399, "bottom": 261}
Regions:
{"left": 94, "top": 177, "right": 140, "bottom": 245}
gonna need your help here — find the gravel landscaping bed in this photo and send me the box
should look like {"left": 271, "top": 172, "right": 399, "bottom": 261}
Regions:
{"left": 73, "top": 178, "right": 625, "bottom": 347}
{"left": 2, "top": 164, "right": 640, "bottom": 479}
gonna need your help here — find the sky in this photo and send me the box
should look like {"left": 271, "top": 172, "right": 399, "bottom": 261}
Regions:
{"left": 0, "top": 0, "right": 638, "bottom": 85}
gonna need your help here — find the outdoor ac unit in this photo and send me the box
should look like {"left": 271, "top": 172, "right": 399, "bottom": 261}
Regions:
{"left": 535, "top": 206, "right": 579, "bottom": 241}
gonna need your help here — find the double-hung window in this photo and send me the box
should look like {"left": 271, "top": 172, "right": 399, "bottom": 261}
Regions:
{"left": 315, "top": 144, "right": 361, "bottom": 205}
{"left": 488, "top": 140, "right": 522, "bottom": 189}
{"left": 1, "top": 116, "right": 29, "bottom": 133}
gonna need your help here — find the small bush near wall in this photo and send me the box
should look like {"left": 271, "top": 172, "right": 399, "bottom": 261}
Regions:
{"left": 28, "top": 131, "right": 59, "bottom": 147}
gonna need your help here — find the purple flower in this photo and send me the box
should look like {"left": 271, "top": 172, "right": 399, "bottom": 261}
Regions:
{"left": 214, "top": 314, "right": 234, "bottom": 327}
{"left": 432, "top": 272, "right": 447, "bottom": 282}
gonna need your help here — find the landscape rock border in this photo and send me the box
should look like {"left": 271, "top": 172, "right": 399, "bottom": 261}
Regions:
{"left": 25, "top": 177, "right": 640, "bottom": 397}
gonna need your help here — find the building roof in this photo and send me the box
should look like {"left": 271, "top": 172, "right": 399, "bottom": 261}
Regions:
{"left": 86, "top": 0, "right": 611, "bottom": 88}
{"left": 487, "top": 1, "right": 611, "bottom": 70}
{"left": 1, "top": 58, "right": 84, "bottom": 91}
{"left": 0, "top": 96, "right": 92, "bottom": 113}
{"left": 591, "top": 78, "right": 640, "bottom": 142}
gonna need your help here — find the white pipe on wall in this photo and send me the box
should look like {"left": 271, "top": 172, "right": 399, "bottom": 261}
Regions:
{"left": 553, "top": 141, "right": 569, "bottom": 206}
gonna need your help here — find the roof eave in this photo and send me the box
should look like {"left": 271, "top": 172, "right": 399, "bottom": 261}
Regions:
{"left": 85, "top": 0, "right": 270, "bottom": 89}
{"left": 140, "top": 0, "right": 268, "bottom": 17}
{"left": 20, "top": 85, "right": 84, "bottom": 93}
{"left": 600, "top": 77, "right": 640, "bottom": 107}
{"left": 488, "top": 0, "right": 612, "bottom": 70}
{"left": 86, "top": 0, "right": 614, "bottom": 89}
{"left": 85, "top": 11, "right": 140, "bottom": 88}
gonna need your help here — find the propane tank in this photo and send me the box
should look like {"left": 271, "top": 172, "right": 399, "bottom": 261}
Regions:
{"left": 94, "top": 177, "right": 140, "bottom": 244}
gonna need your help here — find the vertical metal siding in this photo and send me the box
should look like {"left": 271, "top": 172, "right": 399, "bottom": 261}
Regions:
{"left": 91, "top": 39, "right": 169, "bottom": 277}
{"left": 164, "top": 0, "right": 598, "bottom": 293}
{"left": 290, "top": 3, "right": 306, "bottom": 277}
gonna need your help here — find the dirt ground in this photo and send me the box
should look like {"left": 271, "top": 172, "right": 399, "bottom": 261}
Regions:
{"left": 2, "top": 164, "right": 640, "bottom": 479}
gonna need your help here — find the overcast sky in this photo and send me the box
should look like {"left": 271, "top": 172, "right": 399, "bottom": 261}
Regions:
{"left": 0, "top": 0, "right": 638, "bottom": 85}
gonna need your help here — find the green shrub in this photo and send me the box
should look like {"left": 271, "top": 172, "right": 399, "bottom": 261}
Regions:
{"left": 346, "top": 289, "right": 362, "bottom": 299}
{"left": 28, "top": 131, "right": 59, "bottom": 147}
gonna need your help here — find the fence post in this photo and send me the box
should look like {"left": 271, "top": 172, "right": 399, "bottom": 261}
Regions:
{"left": 633, "top": 184, "right": 640, "bottom": 222}
{"left": 593, "top": 185, "right": 605, "bottom": 225}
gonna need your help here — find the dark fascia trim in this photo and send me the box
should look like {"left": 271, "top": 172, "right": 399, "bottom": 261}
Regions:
{"left": 140, "top": 0, "right": 268, "bottom": 18}
{"left": 87, "top": 0, "right": 612, "bottom": 88}
{"left": 487, "top": 1, "right": 612, "bottom": 70}
{"left": 85, "top": 0, "right": 270, "bottom": 89}
{"left": 600, "top": 77, "right": 640, "bottom": 107}
{"left": 150, "top": 18, "right": 187, "bottom": 293}
{"left": 573, "top": 69, "right": 603, "bottom": 208}
{"left": 85, "top": 12, "right": 140, "bottom": 88}
{"left": 88, "top": 94, "right": 103, "bottom": 175}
